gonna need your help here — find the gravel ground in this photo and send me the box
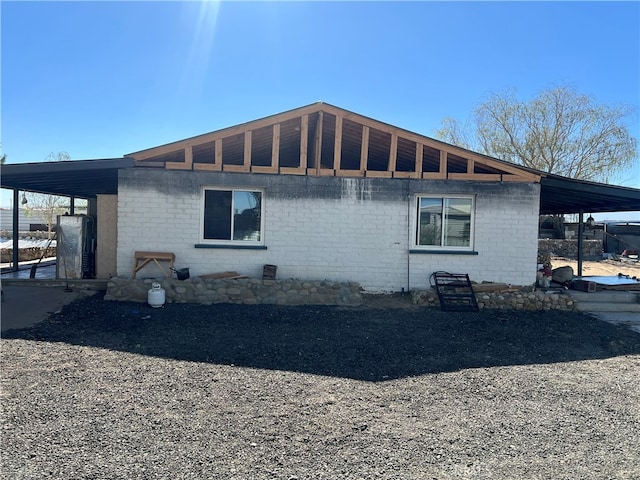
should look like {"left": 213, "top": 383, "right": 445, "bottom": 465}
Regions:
{"left": 2, "top": 293, "right": 640, "bottom": 479}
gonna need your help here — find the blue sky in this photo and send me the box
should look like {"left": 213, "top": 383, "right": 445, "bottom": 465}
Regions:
{"left": 2, "top": 1, "right": 639, "bottom": 216}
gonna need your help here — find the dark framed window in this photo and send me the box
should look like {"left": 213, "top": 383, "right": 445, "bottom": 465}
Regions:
{"left": 202, "top": 189, "right": 264, "bottom": 244}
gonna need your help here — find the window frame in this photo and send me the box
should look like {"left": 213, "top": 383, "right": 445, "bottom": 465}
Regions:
{"left": 412, "top": 194, "right": 475, "bottom": 252}
{"left": 199, "top": 187, "right": 266, "bottom": 247}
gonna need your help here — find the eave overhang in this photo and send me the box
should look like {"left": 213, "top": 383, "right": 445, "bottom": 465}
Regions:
{"left": 0, "top": 158, "right": 135, "bottom": 199}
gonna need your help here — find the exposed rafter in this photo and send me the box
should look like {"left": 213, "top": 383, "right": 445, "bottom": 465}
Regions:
{"left": 127, "top": 102, "right": 541, "bottom": 183}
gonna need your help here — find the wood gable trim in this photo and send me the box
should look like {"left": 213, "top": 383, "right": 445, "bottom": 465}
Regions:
{"left": 129, "top": 102, "right": 540, "bottom": 183}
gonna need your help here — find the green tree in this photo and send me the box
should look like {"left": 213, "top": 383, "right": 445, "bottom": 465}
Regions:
{"left": 436, "top": 85, "right": 638, "bottom": 183}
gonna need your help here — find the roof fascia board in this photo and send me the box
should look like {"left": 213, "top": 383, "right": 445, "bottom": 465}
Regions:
{"left": 542, "top": 175, "right": 640, "bottom": 198}
{"left": 1, "top": 158, "right": 133, "bottom": 175}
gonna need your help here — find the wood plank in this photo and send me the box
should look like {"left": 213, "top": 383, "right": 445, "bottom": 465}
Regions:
{"left": 319, "top": 104, "right": 541, "bottom": 181}
{"left": 129, "top": 103, "right": 324, "bottom": 160}
{"left": 388, "top": 134, "right": 398, "bottom": 172}
{"left": 215, "top": 139, "right": 223, "bottom": 168}
{"left": 132, "top": 251, "right": 175, "bottom": 279}
{"left": 415, "top": 143, "right": 423, "bottom": 176}
{"left": 223, "top": 165, "right": 250, "bottom": 172}
{"left": 130, "top": 100, "right": 542, "bottom": 182}
{"left": 194, "top": 163, "right": 222, "bottom": 171}
{"left": 134, "top": 251, "right": 175, "bottom": 261}
{"left": 467, "top": 158, "right": 474, "bottom": 174}
{"left": 334, "top": 115, "right": 343, "bottom": 171}
{"left": 280, "top": 167, "right": 307, "bottom": 175}
{"left": 336, "top": 169, "right": 364, "bottom": 177}
{"left": 300, "top": 114, "right": 308, "bottom": 170}
{"left": 251, "top": 166, "right": 279, "bottom": 174}
{"left": 422, "top": 172, "right": 447, "bottom": 180}
{"left": 166, "top": 162, "right": 190, "bottom": 170}
{"left": 360, "top": 125, "right": 369, "bottom": 172}
{"left": 321, "top": 104, "right": 461, "bottom": 160}
{"left": 500, "top": 175, "right": 534, "bottom": 182}
{"left": 307, "top": 168, "right": 336, "bottom": 176}
{"left": 131, "top": 143, "right": 195, "bottom": 162}
{"left": 366, "top": 171, "right": 393, "bottom": 178}
{"left": 186, "top": 145, "right": 193, "bottom": 168}
{"left": 439, "top": 150, "right": 448, "bottom": 177}
{"left": 271, "top": 123, "right": 280, "bottom": 169}
{"left": 448, "top": 173, "right": 503, "bottom": 181}
{"left": 244, "top": 130, "right": 252, "bottom": 170}
{"left": 198, "top": 271, "right": 248, "bottom": 280}
{"left": 314, "top": 111, "right": 324, "bottom": 174}
{"left": 393, "top": 171, "right": 420, "bottom": 179}
{"left": 166, "top": 146, "right": 192, "bottom": 170}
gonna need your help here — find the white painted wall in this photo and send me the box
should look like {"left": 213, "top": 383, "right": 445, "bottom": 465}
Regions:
{"left": 116, "top": 171, "right": 540, "bottom": 292}
{"left": 408, "top": 185, "right": 541, "bottom": 289}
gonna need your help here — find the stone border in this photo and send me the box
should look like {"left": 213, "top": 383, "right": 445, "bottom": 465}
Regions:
{"left": 105, "top": 276, "right": 363, "bottom": 306}
{"left": 411, "top": 288, "right": 575, "bottom": 311}
{"left": 106, "top": 276, "right": 575, "bottom": 311}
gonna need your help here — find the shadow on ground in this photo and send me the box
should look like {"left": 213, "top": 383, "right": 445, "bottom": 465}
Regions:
{"left": 3, "top": 293, "right": 640, "bottom": 381}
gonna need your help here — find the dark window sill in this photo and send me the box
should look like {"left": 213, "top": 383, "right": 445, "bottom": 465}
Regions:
{"left": 410, "top": 249, "right": 478, "bottom": 255}
{"left": 195, "top": 244, "right": 267, "bottom": 250}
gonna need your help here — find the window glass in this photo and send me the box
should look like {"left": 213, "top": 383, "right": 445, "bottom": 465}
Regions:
{"left": 203, "top": 189, "right": 262, "bottom": 242}
{"left": 443, "top": 198, "right": 472, "bottom": 247}
{"left": 204, "top": 190, "right": 232, "bottom": 240}
{"left": 417, "top": 198, "right": 443, "bottom": 246}
{"left": 232, "top": 191, "right": 261, "bottom": 241}
{"left": 416, "top": 196, "right": 473, "bottom": 248}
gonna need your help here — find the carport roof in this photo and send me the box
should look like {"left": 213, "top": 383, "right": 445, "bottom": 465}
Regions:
{"left": 2, "top": 156, "right": 638, "bottom": 214}
{"left": 1, "top": 158, "right": 135, "bottom": 199}
{"left": 539, "top": 174, "right": 640, "bottom": 215}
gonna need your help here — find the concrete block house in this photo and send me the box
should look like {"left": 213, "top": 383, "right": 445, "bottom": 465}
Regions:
{"left": 118, "top": 102, "right": 542, "bottom": 292}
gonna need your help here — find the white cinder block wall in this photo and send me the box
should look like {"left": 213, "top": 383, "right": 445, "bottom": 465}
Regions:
{"left": 117, "top": 169, "right": 540, "bottom": 292}
{"left": 408, "top": 182, "right": 541, "bottom": 289}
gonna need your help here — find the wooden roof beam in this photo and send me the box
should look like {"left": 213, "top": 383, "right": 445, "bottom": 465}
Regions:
{"left": 254, "top": 124, "right": 280, "bottom": 174}
{"left": 129, "top": 103, "right": 325, "bottom": 161}
{"left": 166, "top": 146, "right": 193, "bottom": 170}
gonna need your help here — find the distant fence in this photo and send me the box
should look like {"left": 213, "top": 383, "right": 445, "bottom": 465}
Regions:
{"left": 1, "top": 246, "right": 57, "bottom": 263}
{"left": 538, "top": 239, "right": 603, "bottom": 260}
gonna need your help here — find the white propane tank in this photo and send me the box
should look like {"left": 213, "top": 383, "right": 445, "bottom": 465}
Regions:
{"left": 147, "top": 282, "right": 165, "bottom": 308}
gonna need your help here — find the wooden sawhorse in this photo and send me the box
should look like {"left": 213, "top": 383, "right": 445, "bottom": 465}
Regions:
{"left": 132, "top": 251, "right": 175, "bottom": 278}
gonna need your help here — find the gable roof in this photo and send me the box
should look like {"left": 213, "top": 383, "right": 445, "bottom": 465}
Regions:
{"left": 2, "top": 103, "right": 639, "bottom": 214}
{"left": 127, "top": 102, "right": 540, "bottom": 183}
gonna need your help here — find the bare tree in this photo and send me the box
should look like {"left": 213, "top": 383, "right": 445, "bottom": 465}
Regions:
{"left": 23, "top": 152, "right": 74, "bottom": 237}
{"left": 23, "top": 193, "right": 70, "bottom": 237}
{"left": 43, "top": 151, "right": 71, "bottom": 163}
{"left": 436, "top": 85, "right": 638, "bottom": 183}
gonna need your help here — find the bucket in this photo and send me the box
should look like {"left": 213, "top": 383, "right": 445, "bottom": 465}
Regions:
{"left": 263, "top": 264, "right": 277, "bottom": 280}
{"left": 172, "top": 267, "right": 190, "bottom": 280}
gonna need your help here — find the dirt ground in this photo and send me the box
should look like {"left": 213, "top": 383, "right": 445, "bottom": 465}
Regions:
{"left": 550, "top": 256, "right": 640, "bottom": 278}
{"left": 2, "top": 294, "right": 640, "bottom": 479}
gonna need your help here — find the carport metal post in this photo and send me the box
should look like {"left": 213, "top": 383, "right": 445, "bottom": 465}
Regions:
{"left": 577, "top": 210, "right": 584, "bottom": 277}
{"left": 12, "top": 189, "right": 19, "bottom": 271}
